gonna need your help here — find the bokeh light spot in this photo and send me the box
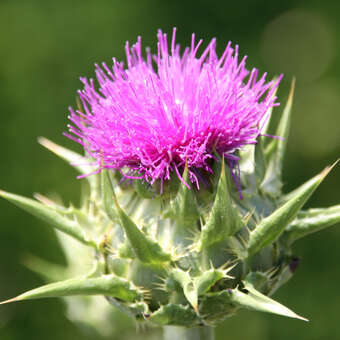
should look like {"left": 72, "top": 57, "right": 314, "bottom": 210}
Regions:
{"left": 261, "top": 10, "right": 334, "bottom": 83}
{"left": 291, "top": 79, "right": 340, "bottom": 157}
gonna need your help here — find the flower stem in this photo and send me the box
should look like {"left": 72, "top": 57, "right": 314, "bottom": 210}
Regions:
{"left": 163, "top": 326, "right": 215, "bottom": 340}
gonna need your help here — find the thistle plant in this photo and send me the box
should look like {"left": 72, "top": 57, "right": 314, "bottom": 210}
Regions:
{"left": 1, "top": 29, "right": 340, "bottom": 340}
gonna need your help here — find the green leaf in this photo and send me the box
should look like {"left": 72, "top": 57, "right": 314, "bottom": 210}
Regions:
{"left": 113, "top": 194, "right": 171, "bottom": 264}
{"left": 197, "top": 159, "right": 243, "bottom": 251}
{"left": 195, "top": 266, "right": 233, "bottom": 296}
{"left": 268, "top": 262, "right": 297, "bottom": 295}
{"left": 228, "top": 281, "right": 307, "bottom": 321}
{"left": 261, "top": 79, "right": 295, "bottom": 197}
{"left": 198, "top": 290, "right": 237, "bottom": 321}
{"left": 282, "top": 161, "right": 337, "bottom": 203}
{"left": 285, "top": 205, "right": 340, "bottom": 244}
{"left": 106, "top": 297, "right": 150, "bottom": 319}
{"left": 0, "top": 274, "right": 143, "bottom": 304}
{"left": 171, "top": 163, "right": 199, "bottom": 247}
{"left": 149, "top": 304, "right": 198, "bottom": 326}
{"left": 244, "top": 271, "right": 270, "bottom": 292}
{"left": 254, "top": 137, "right": 267, "bottom": 184}
{"left": 0, "top": 190, "right": 94, "bottom": 247}
{"left": 171, "top": 268, "right": 198, "bottom": 313}
{"left": 260, "top": 77, "right": 280, "bottom": 137}
{"left": 248, "top": 164, "right": 334, "bottom": 257}
{"left": 101, "top": 169, "right": 118, "bottom": 221}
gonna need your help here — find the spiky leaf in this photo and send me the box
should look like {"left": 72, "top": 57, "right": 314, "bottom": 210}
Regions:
{"left": 113, "top": 195, "right": 171, "bottom": 264}
{"left": 260, "top": 77, "right": 280, "bottom": 137}
{"left": 197, "top": 160, "right": 243, "bottom": 251}
{"left": 248, "top": 164, "right": 333, "bottom": 257}
{"left": 261, "top": 80, "right": 295, "bottom": 197}
{"left": 149, "top": 304, "right": 198, "bottom": 326}
{"left": 101, "top": 169, "right": 118, "bottom": 221}
{"left": 254, "top": 137, "right": 266, "bottom": 184}
{"left": 171, "top": 268, "right": 198, "bottom": 312}
{"left": 0, "top": 190, "right": 94, "bottom": 247}
{"left": 195, "top": 267, "right": 233, "bottom": 296}
{"left": 0, "top": 275, "right": 143, "bottom": 304}
{"left": 285, "top": 205, "right": 340, "bottom": 244}
{"left": 199, "top": 290, "right": 237, "bottom": 321}
{"left": 228, "top": 282, "right": 307, "bottom": 321}
{"left": 171, "top": 163, "right": 199, "bottom": 247}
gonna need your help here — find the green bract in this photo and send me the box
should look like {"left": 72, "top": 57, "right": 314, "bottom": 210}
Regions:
{"left": 1, "top": 82, "right": 340, "bottom": 330}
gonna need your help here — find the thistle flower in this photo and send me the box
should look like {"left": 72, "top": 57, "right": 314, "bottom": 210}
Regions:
{"left": 1, "top": 29, "right": 340, "bottom": 340}
{"left": 67, "top": 28, "right": 281, "bottom": 188}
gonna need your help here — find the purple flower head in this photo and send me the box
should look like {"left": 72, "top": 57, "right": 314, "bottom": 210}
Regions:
{"left": 67, "top": 28, "right": 282, "bottom": 189}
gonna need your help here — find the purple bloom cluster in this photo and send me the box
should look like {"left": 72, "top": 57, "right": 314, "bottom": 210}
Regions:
{"left": 67, "top": 29, "right": 281, "bottom": 188}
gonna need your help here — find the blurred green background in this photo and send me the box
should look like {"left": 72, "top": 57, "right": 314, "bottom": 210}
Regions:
{"left": 1, "top": 0, "right": 340, "bottom": 339}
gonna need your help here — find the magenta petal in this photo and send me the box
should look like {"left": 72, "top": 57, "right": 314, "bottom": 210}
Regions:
{"left": 67, "top": 28, "right": 282, "bottom": 187}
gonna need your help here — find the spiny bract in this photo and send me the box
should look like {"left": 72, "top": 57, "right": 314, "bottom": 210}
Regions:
{"left": 1, "top": 31, "right": 340, "bottom": 332}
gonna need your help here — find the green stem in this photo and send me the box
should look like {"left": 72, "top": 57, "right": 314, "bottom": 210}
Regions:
{"left": 163, "top": 326, "right": 215, "bottom": 340}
